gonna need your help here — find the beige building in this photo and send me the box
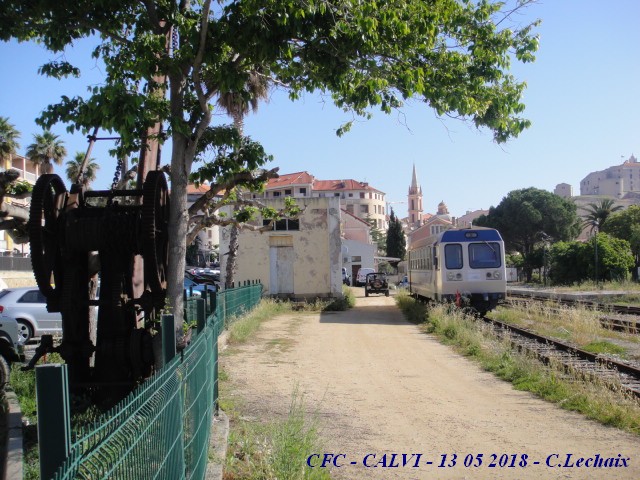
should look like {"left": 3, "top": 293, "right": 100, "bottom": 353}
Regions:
{"left": 219, "top": 197, "right": 342, "bottom": 299}
{"left": 255, "top": 171, "right": 387, "bottom": 231}
{"left": 1, "top": 154, "right": 41, "bottom": 254}
{"left": 580, "top": 154, "right": 640, "bottom": 197}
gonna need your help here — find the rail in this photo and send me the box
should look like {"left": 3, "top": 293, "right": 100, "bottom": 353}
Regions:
{"left": 36, "top": 282, "right": 263, "bottom": 480}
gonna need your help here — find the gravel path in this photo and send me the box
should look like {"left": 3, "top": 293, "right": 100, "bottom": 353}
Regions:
{"left": 222, "top": 289, "right": 640, "bottom": 479}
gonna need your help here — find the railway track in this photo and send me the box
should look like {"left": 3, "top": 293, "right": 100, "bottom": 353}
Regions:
{"left": 507, "top": 294, "right": 640, "bottom": 333}
{"left": 482, "top": 315, "right": 640, "bottom": 399}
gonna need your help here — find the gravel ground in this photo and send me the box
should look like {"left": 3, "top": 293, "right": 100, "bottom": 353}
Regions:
{"left": 222, "top": 289, "right": 640, "bottom": 479}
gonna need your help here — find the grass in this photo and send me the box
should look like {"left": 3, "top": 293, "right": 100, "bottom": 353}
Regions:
{"left": 9, "top": 353, "right": 66, "bottom": 480}
{"left": 528, "top": 280, "right": 640, "bottom": 306}
{"left": 396, "top": 291, "right": 640, "bottom": 436}
{"left": 220, "top": 298, "right": 334, "bottom": 479}
{"left": 492, "top": 300, "right": 639, "bottom": 360}
{"left": 223, "top": 390, "right": 331, "bottom": 480}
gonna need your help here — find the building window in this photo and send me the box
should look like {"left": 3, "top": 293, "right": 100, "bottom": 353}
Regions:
{"left": 348, "top": 193, "right": 353, "bottom": 197}
{"left": 263, "top": 218, "right": 300, "bottom": 231}
{"left": 273, "top": 191, "right": 281, "bottom": 197}
{"left": 299, "top": 187, "right": 307, "bottom": 196}
{"left": 352, "top": 256, "right": 362, "bottom": 262}
{"left": 346, "top": 204, "right": 354, "bottom": 214}
{"left": 360, "top": 205, "right": 369, "bottom": 214}
{"left": 284, "top": 189, "right": 292, "bottom": 196}
{"left": 359, "top": 192, "right": 365, "bottom": 199}
{"left": 369, "top": 192, "right": 372, "bottom": 199}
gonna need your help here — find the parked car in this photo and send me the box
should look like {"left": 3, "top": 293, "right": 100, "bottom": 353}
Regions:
{"left": 342, "top": 267, "right": 351, "bottom": 286}
{"left": 0, "top": 315, "right": 23, "bottom": 387}
{"left": 0, "top": 287, "right": 63, "bottom": 344}
{"left": 364, "top": 272, "right": 390, "bottom": 297}
{"left": 355, "top": 267, "right": 375, "bottom": 287}
{"left": 184, "top": 277, "right": 217, "bottom": 298}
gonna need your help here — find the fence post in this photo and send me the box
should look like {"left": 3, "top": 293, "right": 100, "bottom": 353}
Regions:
{"left": 196, "top": 297, "right": 205, "bottom": 333}
{"left": 162, "top": 314, "right": 176, "bottom": 364}
{"left": 36, "top": 364, "right": 71, "bottom": 480}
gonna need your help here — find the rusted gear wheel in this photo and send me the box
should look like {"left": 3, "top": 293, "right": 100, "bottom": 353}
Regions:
{"left": 142, "top": 171, "right": 170, "bottom": 301}
{"left": 28, "top": 174, "right": 67, "bottom": 303}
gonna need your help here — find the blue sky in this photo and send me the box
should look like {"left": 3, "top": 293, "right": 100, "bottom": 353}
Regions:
{"left": 1, "top": 1, "right": 639, "bottom": 220}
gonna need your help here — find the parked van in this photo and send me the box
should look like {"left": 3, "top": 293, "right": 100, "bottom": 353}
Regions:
{"left": 355, "top": 268, "right": 375, "bottom": 287}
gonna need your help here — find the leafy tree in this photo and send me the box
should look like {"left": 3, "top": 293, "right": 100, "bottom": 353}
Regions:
{"left": 602, "top": 205, "right": 640, "bottom": 280}
{"left": 548, "top": 241, "right": 589, "bottom": 285}
{"left": 1, "top": 0, "right": 540, "bottom": 323}
{"left": 217, "top": 72, "right": 270, "bottom": 288}
{"left": 475, "top": 187, "right": 580, "bottom": 282}
{"left": 25, "top": 130, "right": 67, "bottom": 174}
{"left": 365, "top": 214, "right": 386, "bottom": 255}
{"left": 549, "top": 234, "right": 633, "bottom": 285}
{"left": 65, "top": 151, "right": 100, "bottom": 187}
{"left": 580, "top": 198, "right": 623, "bottom": 233}
{"left": 0, "top": 116, "right": 20, "bottom": 161}
{"left": 386, "top": 208, "right": 406, "bottom": 265}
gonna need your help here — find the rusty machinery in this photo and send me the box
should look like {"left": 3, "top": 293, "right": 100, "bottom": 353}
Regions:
{"left": 26, "top": 135, "right": 169, "bottom": 403}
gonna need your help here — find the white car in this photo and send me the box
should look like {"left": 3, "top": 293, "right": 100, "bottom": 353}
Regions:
{"left": 355, "top": 268, "right": 375, "bottom": 287}
{"left": 0, "top": 287, "right": 62, "bottom": 344}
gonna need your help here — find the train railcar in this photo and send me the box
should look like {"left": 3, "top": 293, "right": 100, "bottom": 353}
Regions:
{"left": 407, "top": 227, "right": 506, "bottom": 314}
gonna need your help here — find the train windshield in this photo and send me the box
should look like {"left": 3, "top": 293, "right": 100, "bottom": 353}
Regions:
{"left": 444, "top": 244, "right": 463, "bottom": 269}
{"left": 468, "top": 242, "right": 501, "bottom": 268}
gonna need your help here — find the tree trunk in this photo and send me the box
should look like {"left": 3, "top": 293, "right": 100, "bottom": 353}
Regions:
{"left": 225, "top": 222, "right": 239, "bottom": 289}
{"left": 167, "top": 136, "right": 191, "bottom": 328}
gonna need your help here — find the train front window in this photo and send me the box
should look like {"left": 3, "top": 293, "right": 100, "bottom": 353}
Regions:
{"left": 469, "top": 242, "right": 501, "bottom": 268}
{"left": 444, "top": 244, "right": 463, "bottom": 269}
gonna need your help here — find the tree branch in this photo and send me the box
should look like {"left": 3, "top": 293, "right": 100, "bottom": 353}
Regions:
{"left": 188, "top": 167, "right": 280, "bottom": 216}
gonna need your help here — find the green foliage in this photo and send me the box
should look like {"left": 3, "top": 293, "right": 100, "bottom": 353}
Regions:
{"left": 548, "top": 240, "right": 588, "bottom": 285}
{"left": 2, "top": 0, "right": 540, "bottom": 318}
{"left": 580, "top": 199, "right": 623, "bottom": 232}
{"left": 6, "top": 179, "right": 33, "bottom": 195}
{"left": 549, "top": 233, "right": 634, "bottom": 285}
{"left": 324, "top": 285, "right": 356, "bottom": 311}
{"left": 225, "top": 390, "right": 331, "bottom": 480}
{"left": 385, "top": 208, "right": 406, "bottom": 263}
{"left": 365, "top": 215, "right": 386, "bottom": 255}
{"left": 0, "top": 116, "right": 21, "bottom": 159}
{"left": 475, "top": 187, "right": 580, "bottom": 281}
{"left": 25, "top": 130, "right": 68, "bottom": 174}
{"left": 582, "top": 340, "right": 626, "bottom": 356}
{"left": 602, "top": 206, "right": 640, "bottom": 279}
{"left": 66, "top": 151, "right": 100, "bottom": 186}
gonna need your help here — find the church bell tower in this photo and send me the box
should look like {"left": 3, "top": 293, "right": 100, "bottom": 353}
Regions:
{"left": 408, "top": 164, "right": 423, "bottom": 228}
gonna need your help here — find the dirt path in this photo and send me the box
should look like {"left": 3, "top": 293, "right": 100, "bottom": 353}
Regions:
{"left": 222, "top": 289, "right": 640, "bottom": 479}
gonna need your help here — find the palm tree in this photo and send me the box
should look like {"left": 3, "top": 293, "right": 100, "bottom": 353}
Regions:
{"left": 581, "top": 199, "right": 624, "bottom": 233}
{"left": 582, "top": 198, "right": 623, "bottom": 286}
{"left": 0, "top": 116, "right": 21, "bottom": 163}
{"left": 25, "top": 130, "right": 67, "bottom": 175}
{"left": 66, "top": 151, "right": 100, "bottom": 187}
{"left": 216, "top": 71, "right": 270, "bottom": 288}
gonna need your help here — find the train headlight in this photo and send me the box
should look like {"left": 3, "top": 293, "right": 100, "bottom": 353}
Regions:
{"left": 447, "top": 272, "right": 462, "bottom": 281}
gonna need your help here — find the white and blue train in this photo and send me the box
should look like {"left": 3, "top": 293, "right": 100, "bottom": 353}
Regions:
{"left": 406, "top": 227, "right": 506, "bottom": 314}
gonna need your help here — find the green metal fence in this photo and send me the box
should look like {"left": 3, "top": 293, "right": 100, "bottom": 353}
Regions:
{"left": 40, "top": 282, "right": 263, "bottom": 480}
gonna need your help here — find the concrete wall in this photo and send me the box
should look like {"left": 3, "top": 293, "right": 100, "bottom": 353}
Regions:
{"left": 220, "top": 197, "right": 342, "bottom": 299}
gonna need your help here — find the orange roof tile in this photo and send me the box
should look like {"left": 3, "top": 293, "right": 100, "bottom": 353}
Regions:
{"left": 266, "top": 171, "right": 314, "bottom": 188}
{"left": 187, "top": 183, "right": 210, "bottom": 194}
